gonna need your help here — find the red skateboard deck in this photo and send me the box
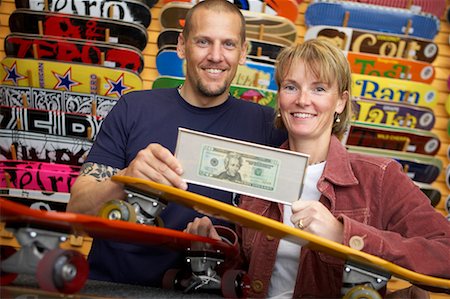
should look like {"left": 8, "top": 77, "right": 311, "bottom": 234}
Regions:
{"left": 0, "top": 198, "right": 239, "bottom": 294}
{"left": 5, "top": 33, "right": 145, "bottom": 74}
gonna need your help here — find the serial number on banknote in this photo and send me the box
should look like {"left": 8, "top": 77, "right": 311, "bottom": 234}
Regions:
{"left": 198, "top": 145, "right": 280, "bottom": 191}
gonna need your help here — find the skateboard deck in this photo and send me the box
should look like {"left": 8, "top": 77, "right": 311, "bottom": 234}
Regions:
{"left": 346, "top": 146, "right": 442, "bottom": 185}
{"left": 0, "top": 85, "right": 118, "bottom": 119}
{"left": 9, "top": 9, "right": 149, "bottom": 51}
{"left": 156, "top": 48, "right": 277, "bottom": 90}
{"left": 0, "top": 105, "right": 104, "bottom": 140}
{"left": 344, "top": 0, "right": 446, "bottom": 19}
{"left": 342, "top": 121, "right": 441, "bottom": 156}
{"left": 352, "top": 73, "right": 438, "bottom": 108}
{"left": 157, "top": 28, "right": 285, "bottom": 61}
{"left": 0, "top": 129, "right": 93, "bottom": 166}
{"left": 345, "top": 51, "right": 435, "bottom": 84}
{"left": 15, "top": 0, "right": 152, "bottom": 28}
{"left": 4, "top": 33, "right": 145, "bottom": 74}
{"left": 163, "top": 0, "right": 299, "bottom": 23}
{"left": 0, "top": 187, "right": 71, "bottom": 211}
{"left": 159, "top": 2, "right": 297, "bottom": 46}
{"left": 305, "top": 25, "right": 439, "bottom": 63}
{"left": 0, "top": 198, "right": 238, "bottom": 294}
{"left": 152, "top": 75, "right": 277, "bottom": 108}
{"left": 352, "top": 97, "right": 436, "bottom": 131}
{"left": 111, "top": 175, "right": 450, "bottom": 295}
{"left": 0, "top": 57, "right": 143, "bottom": 98}
{"left": 412, "top": 182, "right": 442, "bottom": 208}
{"left": 305, "top": 0, "right": 440, "bottom": 40}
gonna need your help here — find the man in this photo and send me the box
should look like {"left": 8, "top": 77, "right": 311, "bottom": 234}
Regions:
{"left": 68, "top": 0, "right": 286, "bottom": 286}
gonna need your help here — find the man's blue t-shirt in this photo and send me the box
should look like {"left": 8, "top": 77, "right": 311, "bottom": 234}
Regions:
{"left": 86, "top": 88, "right": 286, "bottom": 286}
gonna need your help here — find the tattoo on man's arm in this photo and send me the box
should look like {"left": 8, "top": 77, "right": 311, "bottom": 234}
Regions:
{"left": 79, "top": 163, "right": 119, "bottom": 182}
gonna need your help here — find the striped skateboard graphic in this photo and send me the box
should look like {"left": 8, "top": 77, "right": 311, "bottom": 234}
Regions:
{"left": 345, "top": 51, "right": 435, "bottom": 84}
{"left": 157, "top": 28, "right": 285, "bottom": 61}
{"left": 305, "top": 0, "right": 440, "bottom": 40}
{"left": 0, "top": 85, "right": 118, "bottom": 118}
{"left": 152, "top": 75, "right": 277, "bottom": 107}
{"left": 352, "top": 73, "right": 438, "bottom": 108}
{"left": 4, "top": 33, "right": 145, "bottom": 74}
{"left": 346, "top": 146, "right": 442, "bottom": 185}
{"left": 9, "top": 9, "right": 149, "bottom": 51}
{"left": 1, "top": 160, "right": 80, "bottom": 193}
{"left": 352, "top": 97, "right": 435, "bottom": 130}
{"left": 0, "top": 187, "right": 71, "bottom": 211}
{"left": 0, "top": 105, "right": 104, "bottom": 140}
{"left": 156, "top": 49, "right": 277, "bottom": 90}
{"left": 0, "top": 57, "right": 143, "bottom": 98}
{"left": 163, "top": 0, "right": 299, "bottom": 23}
{"left": 0, "top": 129, "right": 93, "bottom": 166}
{"left": 304, "top": 25, "right": 439, "bottom": 63}
{"left": 342, "top": 121, "right": 441, "bottom": 156}
{"left": 159, "top": 1, "right": 297, "bottom": 46}
{"left": 14, "top": 0, "right": 152, "bottom": 28}
{"left": 344, "top": 0, "right": 446, "bottom": 19}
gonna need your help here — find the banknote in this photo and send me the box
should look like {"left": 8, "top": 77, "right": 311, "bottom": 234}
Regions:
{"left": 198, "top": 145, "right": 280, "bottom": 191}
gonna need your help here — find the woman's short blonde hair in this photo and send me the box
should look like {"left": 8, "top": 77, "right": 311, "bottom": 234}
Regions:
{"left": 274, "top": 39, "right": 353, "bottom": 137}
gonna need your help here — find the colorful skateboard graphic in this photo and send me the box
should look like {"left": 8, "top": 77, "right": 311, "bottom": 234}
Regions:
{"left": 0, "top": 160, "right": 80, "bottom": 193}
{"left": 157, "top": 28, "right": 285, "bottom": 61}
{"left": 0, "top": 198, "right": 243, "bottom": 296}
{"left": 352, "top": 97, "right": 436, "bottom": 130}
{"left": 345, "top": 51, "right": 435, "bottom": 84}
{"left": 343, "top": 122, "right": 441, "bottom": 156}
{"left": 346, "top": 146, "right": 442, "bottom": 185}
{"left": 15, "top": 0, "right": 152, "bottom": 28}
{"left": 0, "top": 105, "right": 104, "bottom": 140}
{"left": 163, "top": 0, "right": 299, "bottom": 23}
{"left": 112, "top": 175, "right": 450, "bottom": 296}
{"left": 0, "top": 85, "right": 118, "bottom": 118}
{"left": 344, "top": 0, "right": 446, "bottom": 19}
{"left": 352, "top": 73, "right": 438, "bottom": 108}
{"left": 156, "top": 49, "right": 277, "bottom": 90}
{"left": 305, "top": 0, "right": 440, "bottom": 39}
{"left": 0, "top": 129, "right": 93, "bottom": 166}
{"left": 0, "top": 57, "right": 143, "bottom": 98}
{"left": 9, "top": 9, "right": 149, "bottom": 51}
{"left": 159, "top": 1, "right": 297, "bottom": 46}
{"left": 152, "top": 75, "right": 277, "bottom": 108}
{"left": 4, "top": 33, "right": 145, "bottom": 74}
{"left": 304, "top": 25, "right": 439, "bottom": 63}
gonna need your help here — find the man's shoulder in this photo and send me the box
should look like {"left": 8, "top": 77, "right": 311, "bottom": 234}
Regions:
{"left": 229, "top": 97, "right": 275, "bottom": 114}
{"left": 121, "top": 88, "right": 177, "bottom": 104}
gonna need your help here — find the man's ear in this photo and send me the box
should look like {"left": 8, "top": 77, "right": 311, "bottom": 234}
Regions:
{"left": 177, "top": 33, "right": 186, "bottom": 59}
{"left": 239, "top": 40, "right": 248, "bottom": 65}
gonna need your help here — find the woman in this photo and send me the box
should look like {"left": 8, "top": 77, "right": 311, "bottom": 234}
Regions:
{"left": 185, "top": 39, "right": 450, "bottom": 298}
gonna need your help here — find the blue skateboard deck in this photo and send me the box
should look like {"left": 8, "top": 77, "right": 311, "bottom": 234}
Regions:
{"left": 305, "top": 0, "right": 440, "bottom": 40}
{"left": 156, "top": 49, "right": 277, "bottom": 90}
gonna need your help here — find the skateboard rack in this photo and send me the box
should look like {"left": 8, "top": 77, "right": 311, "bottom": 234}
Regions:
{"left": 341, "top": 261, "right": 390, "bottom": 295}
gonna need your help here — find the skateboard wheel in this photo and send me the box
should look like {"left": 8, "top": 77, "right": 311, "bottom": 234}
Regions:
{"left": 0, "top": 246, "right": 18, "bottom": 285}
{"left": 36, "top": 249, "right": 89, "bottom": 294}
{"left": 98, "top": 199, "right": 137, "bottom": 223}
{"left": 343, "top": 285, "right": 382, "bottom": 299}
{"left": 162, "top": 268, "right": 191, "bottom": 290}
{"left": 221, "top": 270, "right": 251, "bottom": 299}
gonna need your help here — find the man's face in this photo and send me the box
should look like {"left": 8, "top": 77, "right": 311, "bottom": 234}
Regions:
{"left": 227, "top": 157, "right": 241, "bottom": 176}
{"left": 177, "top": 8, "right": 247, "bottom": 102}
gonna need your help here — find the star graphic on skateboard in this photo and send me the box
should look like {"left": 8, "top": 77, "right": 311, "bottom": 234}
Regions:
{"left": 53, "top": 68, "right": 81, "bottom": 91}
{"left": 2, "top": 61, "right": 26, "bottom": 85}
{"left": 105, "top": 73, "right": 132, "bottom": 97}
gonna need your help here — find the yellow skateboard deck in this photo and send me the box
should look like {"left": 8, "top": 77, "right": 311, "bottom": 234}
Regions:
{"left": 0, "top": 57, "right": 143, "bottom": 98}
{"left": 352, "top": 73, "right": 438, "bottom": 108}
{"left": 111, "top": 175, "right": 450, "bottom": 296}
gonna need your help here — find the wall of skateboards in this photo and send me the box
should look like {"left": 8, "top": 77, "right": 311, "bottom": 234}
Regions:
{"left": 0, "top": 0, "right": 449, "bottom": 251}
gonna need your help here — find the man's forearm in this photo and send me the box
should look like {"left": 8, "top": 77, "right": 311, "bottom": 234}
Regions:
{"left": 68, "top": 163, "right": 127, "bottom": 215}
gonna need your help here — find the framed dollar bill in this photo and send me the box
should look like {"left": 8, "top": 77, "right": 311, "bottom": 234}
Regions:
{"left": 175, "top": 128, "right": 309, "bottom": 205}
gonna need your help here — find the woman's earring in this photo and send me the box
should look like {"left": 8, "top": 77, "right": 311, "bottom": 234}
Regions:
{"left": 277, "top": 113, "right": 281, "bottom": 118}
{"left": 335, "top": 115, "right": 341, "bottom": 123}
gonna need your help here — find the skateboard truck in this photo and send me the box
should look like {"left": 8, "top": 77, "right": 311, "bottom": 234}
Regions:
{"left": 342, "top": 261, "right": 390, "bottom": 298}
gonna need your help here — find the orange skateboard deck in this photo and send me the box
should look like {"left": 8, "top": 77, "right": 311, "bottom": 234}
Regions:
{"left": 346, "top": 51, "right": 435, "bottom": 84}
{"left": 111, "top": 175, "right": 450, "bottom": 297}
{"left": 0, "top": 198, "right": 244, "bottom": 296}
{"left": 0, "top": 57, "right": 142, "bottom": 98}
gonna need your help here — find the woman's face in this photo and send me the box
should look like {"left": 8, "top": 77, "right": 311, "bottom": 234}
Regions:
{"left": 278, "top": 59, "right": 347, "bottom": 143}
